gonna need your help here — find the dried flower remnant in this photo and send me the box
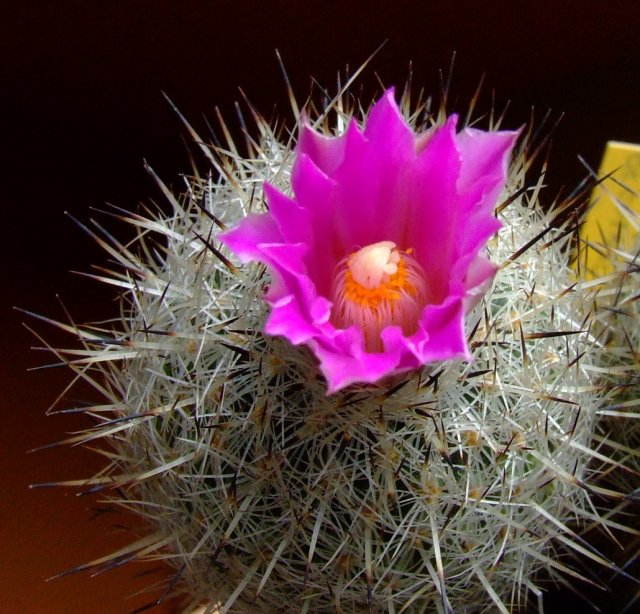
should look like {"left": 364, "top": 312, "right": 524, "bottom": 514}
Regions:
{"left": 221, "top": 89, "right": 518, "bottom": 391}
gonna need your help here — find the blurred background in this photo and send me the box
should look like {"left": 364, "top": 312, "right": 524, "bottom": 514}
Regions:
{"left": 2, "top": 1, "right": 640, "bottom": 611}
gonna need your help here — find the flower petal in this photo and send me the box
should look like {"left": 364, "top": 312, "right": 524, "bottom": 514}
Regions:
{"left": 264, "top": 183, "right": 313, "bottom": 246}
{"left": 333, "top": 90, "right": 416, "bottom": 248}
{"left": 265, "top": 294, "right": 331, "bottom": 344}
{"left": 257, "top": 242, "right": 313, "bottom": 303}
{"left": 290, "top": 154, "right": 343, "bottom": 295}
{"left": 311, "top": 329, "right": 402, "bottom": 392}
{"left": 462, "top": 255, "right": 498, "bottom": 311}
{"left": 298, "top": 116, "right": 347, "bottom": 176}
{"left": 456, "top": 127, "right": 520, "bottom": 213}
{"left": 415, "top": 297, "right": 470, "bottom": 361}
{"left": 406, "top": 115, "right": 462, "bottom": 301}
{"left": 219, "top": 212, "right": 282, "bottom": 263}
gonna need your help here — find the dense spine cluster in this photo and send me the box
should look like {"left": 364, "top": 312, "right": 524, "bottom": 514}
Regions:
{"left": 577, "top": 209, "right": 640, "bottom": 612}
{"left": 33, "top": 82, "right": 640, "bottom": 612}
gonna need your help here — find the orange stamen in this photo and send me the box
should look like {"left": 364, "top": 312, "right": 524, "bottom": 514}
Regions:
{"left": 331, "top": 241, "right": 428, "bottom": 352}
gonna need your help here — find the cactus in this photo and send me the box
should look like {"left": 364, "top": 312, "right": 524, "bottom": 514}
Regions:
{"left": 31, "top": 74, "right": 639, "bottom": 613}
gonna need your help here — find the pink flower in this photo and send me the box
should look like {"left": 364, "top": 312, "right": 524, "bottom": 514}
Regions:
{"left": 220, "top": 89, "right": 518, "bottom": 392}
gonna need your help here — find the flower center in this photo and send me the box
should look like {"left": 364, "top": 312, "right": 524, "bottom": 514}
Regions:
{"left": 331, "top": 241, "right": 428, "bottom": 352}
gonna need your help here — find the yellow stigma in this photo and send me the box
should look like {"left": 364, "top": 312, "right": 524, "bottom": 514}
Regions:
{"left": 331, "top": 241, "right": 428, "bottom": 352}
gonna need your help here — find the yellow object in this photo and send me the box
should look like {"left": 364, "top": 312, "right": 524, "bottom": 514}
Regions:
{"left": 580, "top": 141, "right": 640, "bottom": 278}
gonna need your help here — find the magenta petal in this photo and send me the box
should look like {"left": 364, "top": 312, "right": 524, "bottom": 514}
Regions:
{"left": 257, "top": 242, "right": 315, "bottom": 308}
{"left": 456, "top": 128, "right": 520, "bottom": 212}
{"left": 219, "top": 212, "right": 282, "bottom": 263}
{"left": 298, "top": 117, "right": 347, "bottom": 176}
{"left": 329, "top": 121, "right": 385, "bottom": 249}
{"left": 290, "top": 155, "right": 343, "bottom": 295}
{"left": 363, "top": 89, "right": 415, "bottom": 164}
{"left": 418, "top": 298, "right": 470, "bottom": 361}
{"left": 259, "top": 242, "right": 309, "bottom": 278}
{"left": 457, "top": 215, "right": 502, "bottom": 258}
{"left": 266, "top": 295, "right": 325, "bottom": 344}
{"left": 463, "top": 256, "right": 498, "bottom": 311}
{"left": 407, "top": 115, "right": 462, "bottom": 300}
{"left": 312, "top": 333, "right": 402, "bottom": 393}
{"left": 264, "top": 184, "right": 313, "bottom": 246}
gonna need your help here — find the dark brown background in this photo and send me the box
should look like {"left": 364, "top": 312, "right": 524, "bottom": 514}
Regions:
{"left": 3, "top": 1, "right": 640, "bottom": 612}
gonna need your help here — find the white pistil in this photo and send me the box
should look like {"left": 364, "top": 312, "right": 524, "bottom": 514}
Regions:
{"left": 349, "top": 241, "right": 401, "bottom": 289}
